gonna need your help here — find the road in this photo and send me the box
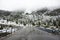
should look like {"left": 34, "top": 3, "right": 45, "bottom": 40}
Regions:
{"left": 0, "top": 26, "right": 60, "bottom": 40}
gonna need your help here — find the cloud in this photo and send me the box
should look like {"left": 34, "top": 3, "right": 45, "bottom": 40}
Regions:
{"left": 0, "top": 0, "right": 60, "bottom": 11}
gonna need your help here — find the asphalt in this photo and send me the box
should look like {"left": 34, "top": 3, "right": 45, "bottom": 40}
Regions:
{"left": 0, "top": 26, "right": 60, "bottom": 40}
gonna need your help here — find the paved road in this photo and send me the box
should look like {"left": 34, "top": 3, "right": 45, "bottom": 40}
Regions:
{"left": 36, "top": 27, "right": 60, "bottom": 34}
{"left": 0, "top": 26, "right": 60, "bottom": 40}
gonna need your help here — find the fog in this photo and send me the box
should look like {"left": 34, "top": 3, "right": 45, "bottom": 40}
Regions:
{"left": 0, "top": 0, "right": 60, "bottom": 11}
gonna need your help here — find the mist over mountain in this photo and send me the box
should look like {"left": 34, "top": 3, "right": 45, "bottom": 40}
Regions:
{"left": 0, "top": 7, "right": 60, "bottom": 21}
{"left": 0, "top": 10, "right": 11, "bottom": 16}
{"left": 45, "top": 8, "right": 60, "bottom": 16}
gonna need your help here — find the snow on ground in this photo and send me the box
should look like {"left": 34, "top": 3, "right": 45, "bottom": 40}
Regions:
{"left": 0, "top": 28, "right": 17, "bottom": 33}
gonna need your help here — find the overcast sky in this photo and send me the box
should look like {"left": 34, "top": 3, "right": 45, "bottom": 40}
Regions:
{"left": 0, "top": 0, "right": 60, "bottom": 11}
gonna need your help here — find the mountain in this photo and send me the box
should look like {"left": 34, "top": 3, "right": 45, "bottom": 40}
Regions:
{"left": 0, "top": 10, "right": 11, "bottom": 16}
{"left": 45, "top": 8, "right": 60, "bottom": 16}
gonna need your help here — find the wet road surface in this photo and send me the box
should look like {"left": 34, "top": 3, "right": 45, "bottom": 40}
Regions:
{"left": 0, "top": 26, "right": 60, "bottom": 40}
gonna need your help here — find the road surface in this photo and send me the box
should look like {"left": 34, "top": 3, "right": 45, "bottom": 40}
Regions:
{"left": 0, "top": 26, "right": 60, "bottom": 40}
